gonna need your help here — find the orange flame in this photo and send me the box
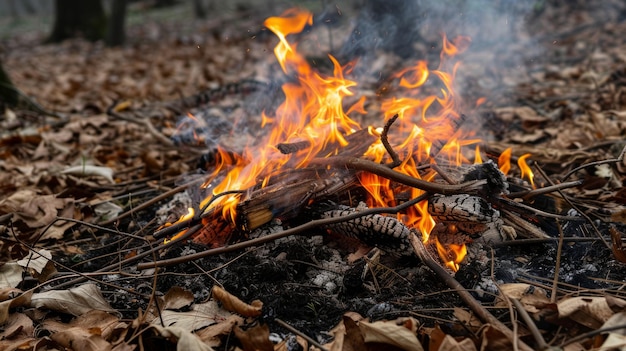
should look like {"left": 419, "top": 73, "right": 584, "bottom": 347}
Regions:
{"left": 498, "top": 148, "right": 512, "bottom": 175}
{"left": 436, "top": 238, "right": 467, "bottom": 271}
{"left": 195, "top": 9, "right": 481, "bottom": 271}
{"left": 164, "top": 207, "right": 195, "bottom": 244}
{"left": 517, "top": 153, "right": 535, "bottom": 188}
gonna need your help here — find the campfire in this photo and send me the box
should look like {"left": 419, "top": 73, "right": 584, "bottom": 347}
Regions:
{"left": 158, "top": 8, "right": 555, "bottom": 274}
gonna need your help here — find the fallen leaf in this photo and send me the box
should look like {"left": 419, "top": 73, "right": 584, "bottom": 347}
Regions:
{"left": 428, "top": 324, "right": 446, "bottom": 351}
{"left": 163, "top": 286, "right": 195, "bottom": 310}
{"left": 17, "top": 249, "right": 52, "bottom": 274}
{"left": 557, "top": 296, "right": 626, "bottom": 329}
{"left": 234, "top": 323, "right": 273, "bottom": 351}
{"left": 478, "top": 324, "right": 514, "bottom": 351}
{"left": 61, "top": 165, "right": 115, "bottom": 183}
{"left": 149, "top": 325, "right": 215, "bottom": 351}
{"left": 453, "top": 307, "right": 482, "bottom": 330}
{"left": 0, "top": 263, "right": 23, "bottom": 289}
{"left": 50, "top": 326, "right": 112, "bottom": 351}
{"left": 610, "top": 226, "right": 626, "bottom": 263}
{"left": 358, "top": 319, "right": 424, "bottom": 351}
{"left": 496, "top": 283, "right": 550, "bottom": 313}
{"left": 438, "top": 335, "right": 476, "bottom": 351}
{"left": 31, "top": 283, "right": 116, "bottom": 316}
{"left": 0, "top": 290, "right": 33, "bottom": 324}
{"left": 212, "top": 285, "right": 262, "bottom": 317}
{"left": 0, "top": 312, "right": 34, "bottom": 340}
{"left": 195, "top": 314, "right": 243, "bottom": 347}
{"left": 13, "top": 194, "right": 74, "bottom": 229}
{"left": 148, "top": 299, "right": 231, "bottom": 331}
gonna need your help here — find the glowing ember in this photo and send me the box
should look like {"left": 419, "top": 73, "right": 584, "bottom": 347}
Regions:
{"left": 164, "top": 207, "right": 195, "bottom": 244}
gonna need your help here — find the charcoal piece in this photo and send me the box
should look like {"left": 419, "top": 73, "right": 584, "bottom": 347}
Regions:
{"left": 428, "top": 194, "right": 499, "bottom": 223}
{"left": 462, "top": 159, "right": 509, "bottom": 197}
{"left": 321, "top": 205, "right": 412, "bottom": 255}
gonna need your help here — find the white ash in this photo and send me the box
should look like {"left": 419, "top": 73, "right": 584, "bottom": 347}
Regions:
{"left": 155, "top": 192, "right": 193, "bottom": 224}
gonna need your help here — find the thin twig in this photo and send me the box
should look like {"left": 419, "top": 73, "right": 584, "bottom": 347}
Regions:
{"left": 534, "top": 164, "right": 611, "bottom": 250}
{"left": 510, "top": 298, "right": 550, "bottom": 351}
{"left": 382, "top": 114, "right": 401, "bottom": 168}
{"left": 507, "top": 180, "right": 583, "bottom": 199}
{"left": 561, "top": 144, "right": 626, "bottom": 181}
{"left": 275, "top": 318, "right": 329, "bottom": 351}
{"left": 551, "top": 220, "right": 564, "bottom": 303}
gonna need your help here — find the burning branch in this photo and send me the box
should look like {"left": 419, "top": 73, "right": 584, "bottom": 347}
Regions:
{"left": 308, "top": 156, "right": 487, "bottom": 195}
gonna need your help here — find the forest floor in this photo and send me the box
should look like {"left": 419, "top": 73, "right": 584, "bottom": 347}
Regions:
{"left": 2, "top": 1, "right": 626, "bottom": 350}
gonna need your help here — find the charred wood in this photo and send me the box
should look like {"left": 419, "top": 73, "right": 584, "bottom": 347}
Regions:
{"left": 321, "top": 204, "right": 413, "bottom": 255}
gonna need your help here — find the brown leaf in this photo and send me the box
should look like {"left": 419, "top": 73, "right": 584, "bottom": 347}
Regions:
{"left": 212, "top": 285, "right": 262, "bottom": 317}
{"left": 495, "top": 283, "right": 550, "bottom": 313}
{"left": 428, "top": 324, "right": 446, "bottom": 351}
{"left": 0, "top": 312, "right": 34, "bottom": 340}
{"left": 342, "top": 314, "right": 367, "bottom": 351}
{"left": 51, "top": 326, "right": 112, "bottom": 351}
{"left": 610, "top": 226, "right": 626, "bottom": 263}
{"left": 195, "top": 314, "right": 243, "bottom": 347}
{"left": 358, "top": 319, "right": 424, "bottom": 351}
{"left": 31, "top": 283, "right": 116, "bottom": 316}
{"left": 234, "top": 323, "right": 274, "bottom": 351}
{"left": 71, "top": 310, "right": 124, "bottom": 341}
{"left": 438, "top": 335, "right": 477, "bottom": 351}
{"left": 163, "top": 286, "right": 195, "bottom": 311}
{"left": 557, "top": 296, "right": 626, "bottom": 329}
{"left": 478, "top": 325, "right": 514, "bottom": 351}
{"left": 0, "top": 290, "right": 33, "bottom": 324}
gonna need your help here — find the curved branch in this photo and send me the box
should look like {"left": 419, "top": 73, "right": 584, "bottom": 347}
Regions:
{"left": 308, "top": 156, "right": 486, "bottom": 195}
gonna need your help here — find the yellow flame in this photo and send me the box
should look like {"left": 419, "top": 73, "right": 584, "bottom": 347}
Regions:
{"left": 517, "top": 153, "right": 535, "bottom": 188}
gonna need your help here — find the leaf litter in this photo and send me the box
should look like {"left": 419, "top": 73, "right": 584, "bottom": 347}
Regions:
{"left": 1, "top": 1, "right": 626, "bottom": 350}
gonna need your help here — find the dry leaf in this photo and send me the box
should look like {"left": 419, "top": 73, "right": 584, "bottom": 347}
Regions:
{"left": 13, "top": 194, "right": 74, "bottom": 229}
{"left": 195, "top": 314, "right": 244, "bottom": 347}
{"left": 0, "top": 312, "right": 34, "bottom": 340}
{"left": 163, "top": 286, "right": 195, "bottom": 310}
{"left": 148, "top": 299, "right": 232, "bottom": 331}
{"left": 0, "top": 263, "right": 23, "bottom": 289}
{"left": 428, "top": 324, "right": 446, "bottom": 351}
{"left": 31, "top": 283, "right": 115, "bottom": 316}
{"left": 610, "top": 226, "right": 626, "bottom": 263}
{"left": 438, "top": 335, "right": 477, "bottom": 351}
{"left": 51, "top": 326, "right": 112, "bottom": 351}
{"left": 453, "top": 307, "right": 482, "bottom": 330}
{"left": 148, "top": 325, "right": 214, "bottom": 351}
{"left": 234, "top": 323, "right": 273, "bottom": 351}
{"left": 61, "top": 165, "right": 115, "bottom": 183}
{"left": 479, "top": 325, "right": 514, "bottom": 351}
{"left": 0, "top": 290, "right": 33, "bottom": 324}
{"left": 358, "top": 319, "right": 424, "bottom": 351}
{"left": 495, "top": 283, "right": 550, "bottom": 313}
{"left": 17, "top": 249, "right": 52, "bottom": 274}
{"left": 212, "top": 285, "right": 262, "bottom": 317}
{"left": 557, "top": 296, "right": 626, "bottom": 329}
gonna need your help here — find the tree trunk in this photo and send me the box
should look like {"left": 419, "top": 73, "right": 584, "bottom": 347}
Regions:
{"left": 106, "top": 0, "right": 127, "bottom": 47}
{"left": 0, "top": 60, "right": 19, "bottom": 107}
{"left": 47, "top": 0, "right": 107, "bottom": 43}
{"left": 193, "top": 0, "right": 207, "bottom": 19}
